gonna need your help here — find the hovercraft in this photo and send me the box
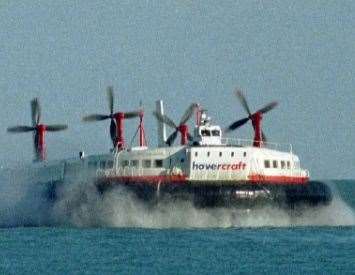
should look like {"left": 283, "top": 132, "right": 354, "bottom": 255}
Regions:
{"left": 93, "top": 89, "right": 332, "bottom": 209}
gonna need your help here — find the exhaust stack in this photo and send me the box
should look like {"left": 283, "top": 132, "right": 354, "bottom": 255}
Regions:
{"left": 155, "top": 100, "right": 167, "bottom": 147}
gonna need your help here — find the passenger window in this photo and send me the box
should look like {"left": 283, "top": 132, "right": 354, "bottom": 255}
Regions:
{"left": 143, "top": 160, "right": 151, "bottom": 168}
{"left": 100, "top": 161, "right": 106, "bottom": 169}
{"left": 212, "top": 130, "right": 220, "bottom": 136}
{"left": 207, "top": 152, "right": 210, "bottom": 157}
{"left": 264, "top": 160, "right": 270, "bottom": 168}
{"left": 231, "top": 152, "right": 234, "bottom": 157}
{"left": 201, "top": 130, "right": 211, "bottom": 136}
{"left": 219, "top": 152, "right": 222, "bottom": 157}
{"left": 281, "top": 161, "right": 285, "bottom": 169}
{"left": 155, "top": 159, "right": 163, "bottom": 168}
{"left": 122, "top": 160, "right": 129, "bottom": 167}
{"left": 131, "top": 160, "right": 138, "bottom": 167}
{"left": 273, "top": 160, "right": 278, "bottom": 168}
{"left": 243, "top": 152, "right": 247, "bottom": 157}
{"left": 195, "top": 152, "right": 198, "bottom": 157}
{"left": 287, "top": 161, "right": 291, "bottom": 169}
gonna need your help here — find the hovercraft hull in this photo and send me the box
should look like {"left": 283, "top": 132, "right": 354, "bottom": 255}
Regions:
{"left": 96, "top": 179, "right": 332, "bottom": 209}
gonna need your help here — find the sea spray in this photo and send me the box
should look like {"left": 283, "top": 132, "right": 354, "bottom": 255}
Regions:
{"left": 52, "top": 180, "right": 355, "bottom": 228}
{"left": 1, "top": 174, "right": 354, "bottom": 228}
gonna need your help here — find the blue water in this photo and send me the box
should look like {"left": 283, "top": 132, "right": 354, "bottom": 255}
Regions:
{"left": 1, "top": 227, "right": 354, "bottom": 274}
{"left": 0, "top": 180, "right": 354, "bottom": 274}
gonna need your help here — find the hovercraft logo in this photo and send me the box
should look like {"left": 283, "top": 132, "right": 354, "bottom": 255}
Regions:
{"left": 192, "top": 161, "right": 246, "bottom": 171}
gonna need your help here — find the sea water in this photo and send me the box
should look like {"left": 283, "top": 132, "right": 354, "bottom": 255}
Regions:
{"left": 0, "top": 180, "right": 354, "bottom": 274}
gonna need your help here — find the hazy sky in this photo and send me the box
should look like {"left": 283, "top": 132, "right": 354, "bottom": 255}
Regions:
{"left": 0, "top": 1, "right": 354, "bottom": 179}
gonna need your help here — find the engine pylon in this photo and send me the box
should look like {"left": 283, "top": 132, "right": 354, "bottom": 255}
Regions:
{"left": 82, "top": 86, "right": 140, "bottom": 151}
{"left": 226, "top": 89, "right": 278, "bottom": 147}
{"left": 153, "top": 103, "right": 198, "bottom": 146}
{"left": 7, "top": 98, "right": 68, "bottom": 161}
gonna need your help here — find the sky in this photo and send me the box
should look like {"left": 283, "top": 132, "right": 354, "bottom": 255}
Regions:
{"left": 0, "top": 0, "right": 354, "bottom": 179}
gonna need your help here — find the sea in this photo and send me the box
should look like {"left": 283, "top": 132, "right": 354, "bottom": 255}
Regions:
{"left": 0, "top": 179, "right": 354, "bottom": 274}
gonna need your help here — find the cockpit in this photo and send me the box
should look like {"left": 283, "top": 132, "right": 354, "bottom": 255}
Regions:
{"left": 192, "top": 109, "right": 222, "bottom": 146}
{"left": 201, "top": 129, "right": 221, "bottom": 137}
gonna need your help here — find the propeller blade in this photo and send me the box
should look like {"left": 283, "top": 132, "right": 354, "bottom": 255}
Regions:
{"left": 33, "top": 131, "right": 39, "bottom": 160}
{"left": 36, "top": 99, "right": 41, "bottom": 125}
{"left": 46, "top": 124, "right": 68, "bottom": 131}
{"left": 110, "top": 119, "right": 116, "bottom": 146}
{"left": 235, "top": 89, "right": 252, "bottom": 116}
{"left": 124, "top": 111, "right": 140, "bottom": 119}
{"left": 7, "top": 126, "right": 35, "bottom": 133}
{"left": 107, "top": 86, "right": 114, "bottom": 115}
{"left": 31, "top": 98, "right": 41, "bottom": 126}
{"left": 166, "top": 130, "right": 178, "bottom": 146}
{"left": 256, "top": 101, "right": 278, "bottom": 114}
{"left": 153, "top": 111, "right": 177, "bottom": 129}
{"left": 226, "top": 117, "right": 250, "bottom": 132}
{"left": 82, "top": 114, "right": 111, "bottom": 122}
{"left": 179, "top": 103, "right": 198, "bottom": 125}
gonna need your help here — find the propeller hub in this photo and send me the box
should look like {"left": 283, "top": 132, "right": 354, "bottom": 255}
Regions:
{"left": 226, "top": 89, "right": 278, "bottom": 147}
{"left": 114, "top": 112, "right": 125, "bottom": 119}
{"left": 251, "top": 112, "right": 262, "bottom": 121}
{"left": 36, "top": 124, "right": 47, "bottom": 131}
{"left": 178, "top": 124, "right": 188, "bottom": 133}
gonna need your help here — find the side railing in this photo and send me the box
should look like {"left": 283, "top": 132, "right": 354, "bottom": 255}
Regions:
{"left": 221, "top": 138, "right": 292, "bottom": 153}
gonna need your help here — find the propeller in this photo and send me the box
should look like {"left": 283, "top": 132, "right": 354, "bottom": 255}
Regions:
{"left": 7, "top": 98, "right": 68, "bottom": 161}
{"left": 153, "top": 103, "right": 198, "bottom": 146}
{"left": 226, "top": 89, "right": 278, "bottom": 142}
{"left": 82, "top": 86, "right": 140, "bottom": 147}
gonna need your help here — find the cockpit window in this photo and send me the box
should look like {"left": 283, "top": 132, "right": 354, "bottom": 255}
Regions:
{"left": 201, "top": 130, "right": 211, "bottom": 136}
{"left": 212, "top": 130, "right": 220, "bottom": 136}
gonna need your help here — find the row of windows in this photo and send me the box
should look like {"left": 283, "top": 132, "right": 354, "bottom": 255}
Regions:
{"left": 264, "top": 160, "right": 291, "bottom": 169}
{"left": 194, "top": 151, "right": 247, "bottom": 158}
{"left": 201, "top": 129, "right": 220, "bottom": 137}
{"left": 88, "top": 159, "right": 165, "bottom": 170}
{"left": 121, "top": 159, "right": 163, "bottom": 168}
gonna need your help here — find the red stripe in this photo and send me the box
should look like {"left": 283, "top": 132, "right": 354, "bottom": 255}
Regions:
{"left": 248, "top": 174, "right": 309, "bottom": 184}
{"left": 98, "top": 174, "right": 308, "bottom": 186}
{"left": 99, "top": 175, "right": 188, "bottom": 185}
